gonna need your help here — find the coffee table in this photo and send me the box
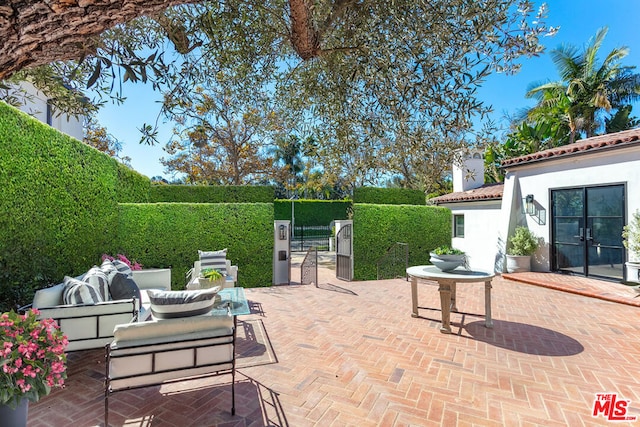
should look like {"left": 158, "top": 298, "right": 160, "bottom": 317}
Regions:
{"left": 406, "top": 265, "right": 494, "bottom": 334}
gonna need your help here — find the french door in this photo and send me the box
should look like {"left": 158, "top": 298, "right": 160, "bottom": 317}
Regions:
{"left": 551, "top": 185, "right": 625, "bottom": 281}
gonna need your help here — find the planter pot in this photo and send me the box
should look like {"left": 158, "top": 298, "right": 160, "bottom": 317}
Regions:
{"left": 506, "top": 255, "right": 531, "bottom": 273}
{"left": 198, "top": 277, "right": 225, "bottom": 289}
{"left": 430, "top": 253, "right": 466, "bottom": 272}
{"left": 0, "top": 398, "right": 29, "bottom": 427}
{"left": 625, "top": 262, "right": 640, "bottom": 284}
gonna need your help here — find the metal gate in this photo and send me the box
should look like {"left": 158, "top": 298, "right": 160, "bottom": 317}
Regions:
{"left": 336, "top": 222, "right": 353, "bottom": 281}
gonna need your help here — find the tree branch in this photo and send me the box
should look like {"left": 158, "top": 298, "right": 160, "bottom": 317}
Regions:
{"left": 0, "top": 0, "right": 195, "bottom": 80}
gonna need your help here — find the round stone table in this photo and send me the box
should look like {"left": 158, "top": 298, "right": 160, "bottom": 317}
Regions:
{"left": 406, "top": 265, "right": 495, "bottom": 334}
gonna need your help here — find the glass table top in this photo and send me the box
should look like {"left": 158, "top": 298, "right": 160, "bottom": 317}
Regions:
{"left": 211, "top": 287, "right": 250, "bottom": 316}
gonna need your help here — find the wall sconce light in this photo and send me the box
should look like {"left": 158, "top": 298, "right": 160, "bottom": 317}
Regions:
{"left": 524, "top": 194, "right": 535, "bottom": 216}
{"left": 279, "top": 224, "right": 287, "bottom": 240}
{"left": 521, "top": 194, "right": 546, "bottom": 225}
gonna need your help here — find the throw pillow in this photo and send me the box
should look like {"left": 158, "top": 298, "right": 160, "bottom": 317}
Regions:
{"left": 62, "top": 276, "right": 103, "bottom": 305}
{"left": 198, "top": 248, "right": 227, "bottom": 275}
{"left": 83, "top": 266, "right": 110, "bottom": 300}
{"left": 109, "top": 272, "right": 142, "bottom": 301}
{"left": 148, "top": 287, "right": 221, "bottom": 319}
{"left": 111, "top": 259, "right": 133, "bottom": 278}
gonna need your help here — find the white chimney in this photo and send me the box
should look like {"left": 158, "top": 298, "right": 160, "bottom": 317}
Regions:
{"left": 453, "top": 150, "right": 485, "bottom": 192}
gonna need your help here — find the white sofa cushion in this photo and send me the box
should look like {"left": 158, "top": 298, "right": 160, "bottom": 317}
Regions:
{"left": 113, "top": 314, "right": 233, "bottom": 345}
{"left": 32, "top": 283, "right": 65, "bottom": 308}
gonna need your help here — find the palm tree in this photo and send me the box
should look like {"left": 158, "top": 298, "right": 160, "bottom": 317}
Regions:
{"left": 526, "top": 27, "right": 640, "bottom": 144}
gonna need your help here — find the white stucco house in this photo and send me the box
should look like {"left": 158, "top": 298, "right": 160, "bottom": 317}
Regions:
{"left": 6, "top": 81, "right": 84, "bottom": 140}
{"left": 431, "top": 128, "right": 640, "bottom": 283}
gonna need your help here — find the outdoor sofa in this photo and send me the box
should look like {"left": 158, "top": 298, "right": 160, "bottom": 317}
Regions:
{"left": 31, "top": 266, "right": 171, "bottom": 352}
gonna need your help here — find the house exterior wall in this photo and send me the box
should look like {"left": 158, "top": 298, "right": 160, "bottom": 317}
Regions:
{"left": 441, "top": 199, "right": 502, "bottom": 272}
{"left": 501, "top": 145, "right": 640, "bottom": 272}
{"left": 13, "top": 81, "right": 84, "bottom": 141}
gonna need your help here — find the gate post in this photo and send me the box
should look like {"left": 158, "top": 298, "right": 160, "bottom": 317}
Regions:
{"left": 273, "top": 220, "right": 291, "bottom": 285}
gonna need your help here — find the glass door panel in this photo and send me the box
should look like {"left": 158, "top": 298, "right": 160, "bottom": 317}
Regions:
{"left": 585, "top": 185, "right": 624, "bottom": 280}
{"left": 552, "top": 189, "right": 585, "bottom": 275}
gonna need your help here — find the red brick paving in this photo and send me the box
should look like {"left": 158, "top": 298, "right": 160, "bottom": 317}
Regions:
{"left": 29, "top": 270, "right": 640, "bottom": 426}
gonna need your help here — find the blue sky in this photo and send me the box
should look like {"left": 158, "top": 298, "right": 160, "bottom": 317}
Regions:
{"left": 97, "top": 0, "right": 640, "bottom": 180}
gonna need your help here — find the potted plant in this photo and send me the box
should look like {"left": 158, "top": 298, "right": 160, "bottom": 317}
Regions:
{"left": 506, "top": 226, "right": 539, "bottom": 273}
{"left": 430, "top": 246, "right": 467, "bottom": 272}
{"left": 623, "top": 210, "right": 640, "bottom": 283}
{"left": 0, "top": 309, "right": 67, "bottom": 426}
{"left": 198, "top": 268, "right": 225, "bottom": 288}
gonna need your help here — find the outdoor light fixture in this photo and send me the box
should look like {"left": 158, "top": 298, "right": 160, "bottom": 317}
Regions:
{"left": 524, "top": 194, "right": 535, "bottom": 216}
{"left": 279, "top": 224, "right": 287, "bottom": 240}
{"left": 521, "top": 194, "right": 546, "bottom": 225}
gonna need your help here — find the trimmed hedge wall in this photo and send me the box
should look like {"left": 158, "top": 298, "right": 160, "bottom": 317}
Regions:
{"left": 274, "top": 199, "right": 352, "bottom": 226}
{"left": 116, "top": 203, "right": 273, "bottom": 289}
{"left": 353, "top": 204, "right": 451, "bottom": 280}
{"left": 150, "top": 184, "right": 274, "bottom": 203}
{"left": 353, "top": 187, "right": 425, "bottom": 205}
{"left": 0, "top": 102, "right": 152, "bottom": 310}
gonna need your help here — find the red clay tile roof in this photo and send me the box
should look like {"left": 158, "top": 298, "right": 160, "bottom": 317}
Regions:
{"left": 430, "top": 182, "right": 504, "bottom": 204}
{"left": 501, "top": 128, "right": 640, "bottom": 168}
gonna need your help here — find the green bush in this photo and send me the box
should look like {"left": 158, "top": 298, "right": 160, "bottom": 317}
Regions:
{"left": 116, "top": 164, "right": 151, "bottom": 203}
{"left": 274, "top": 199, "right": 352, "bottom": 226}
{"left": 116, "top": 203, "right": 273, "bottom": 289}
{"left": 150, "top": 184, "right": 274, "bottom": 203}
{"left": 353, "top": 187, "right": 425, "bottom": 205}
{"left": 0, "top": 102, "right": 143, "bottom": 310}
{"left": 353, "top": 204, "right": 451, "bottom": 280}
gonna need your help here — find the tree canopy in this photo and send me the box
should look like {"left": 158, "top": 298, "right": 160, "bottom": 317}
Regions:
{"left": 484, "top": 27, "right": 640, "bottom": 183}
{"left": 1, "top": 0, "right": 557, "bottom": 194}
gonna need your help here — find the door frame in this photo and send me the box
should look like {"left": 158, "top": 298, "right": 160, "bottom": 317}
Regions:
{"left": 550, "top": 182, "right": 626, "bottom": 281}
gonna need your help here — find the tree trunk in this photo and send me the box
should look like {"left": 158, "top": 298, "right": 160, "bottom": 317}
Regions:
{"left": 0, "top": 0, "right": 194, "bottom": 80}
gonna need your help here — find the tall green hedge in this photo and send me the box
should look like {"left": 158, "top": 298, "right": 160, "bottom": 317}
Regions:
{"left": 274, "top": 199, "right": 352, "bottom": 226}
{"left": 353, "top": 187, "right": 425, "bottom": 205}
{"left": 0, "top": 102, "right": 152, "bottom": 310}
{"left": 116, "top": 203, "right": 273, "bottom": 289}
{"left": 150, "top": 184, "right": 274, "bottom": 203}
{"left": 353, "top": 204, "right": 451, "bottom": 280}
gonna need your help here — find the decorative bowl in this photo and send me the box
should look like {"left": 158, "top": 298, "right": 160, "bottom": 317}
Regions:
{"left": 429, "top": 253, "right": 465, "bottom": 272}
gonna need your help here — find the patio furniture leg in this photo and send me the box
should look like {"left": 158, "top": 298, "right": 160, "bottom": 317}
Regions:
{"left": 438, "top": 280, "right": 452, "bottom": 333}
{"left": 484, "top": 280, "right": 493, "bottom": 328}
{"left": 450, "top": 282, "right": 458, "bottom": 312}
{"left": 411, "top": 277, "right": 419, "bottom": 317}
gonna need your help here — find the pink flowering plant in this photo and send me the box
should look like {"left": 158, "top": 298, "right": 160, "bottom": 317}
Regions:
{"left": 101, "top": 253, "right": 143, "bottom": 270}
{"left": 0, "top": 309, "right": 67, "bottom": 408}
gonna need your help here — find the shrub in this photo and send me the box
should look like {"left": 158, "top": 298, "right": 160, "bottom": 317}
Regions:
{"left": 116, "top": 203, "right": 273, "bottom": 289}
{"left": 507, "top": 227, "right": 539, "bottom": 256}
{"left": 353, "top": 204, "right": 451, "bottom": 280}
{"left": 150, "top": 185, "right": 274, "bottom": 203}
{"left": 274, "top": 199, "right": 352, "bottom": 226}
{"left": 353, "top": 187, "right": 425, "bottom": 205}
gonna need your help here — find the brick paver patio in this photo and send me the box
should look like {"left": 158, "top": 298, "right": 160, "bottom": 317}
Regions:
{"left": 29, "top": 267, "right": 640, "bottom": 426}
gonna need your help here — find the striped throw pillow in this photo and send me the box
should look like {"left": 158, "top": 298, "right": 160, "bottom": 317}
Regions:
{"left": 148, "top": 287, "right": 220, "bottom": 319}
{"left": 83, "top": 266, "right": 110, "bottom": 300}
{"left": 63, "top": 276, "right": 103, "bottom": 305}
{"left": 198, "top": 249, "right": 227, "bottom": 275}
